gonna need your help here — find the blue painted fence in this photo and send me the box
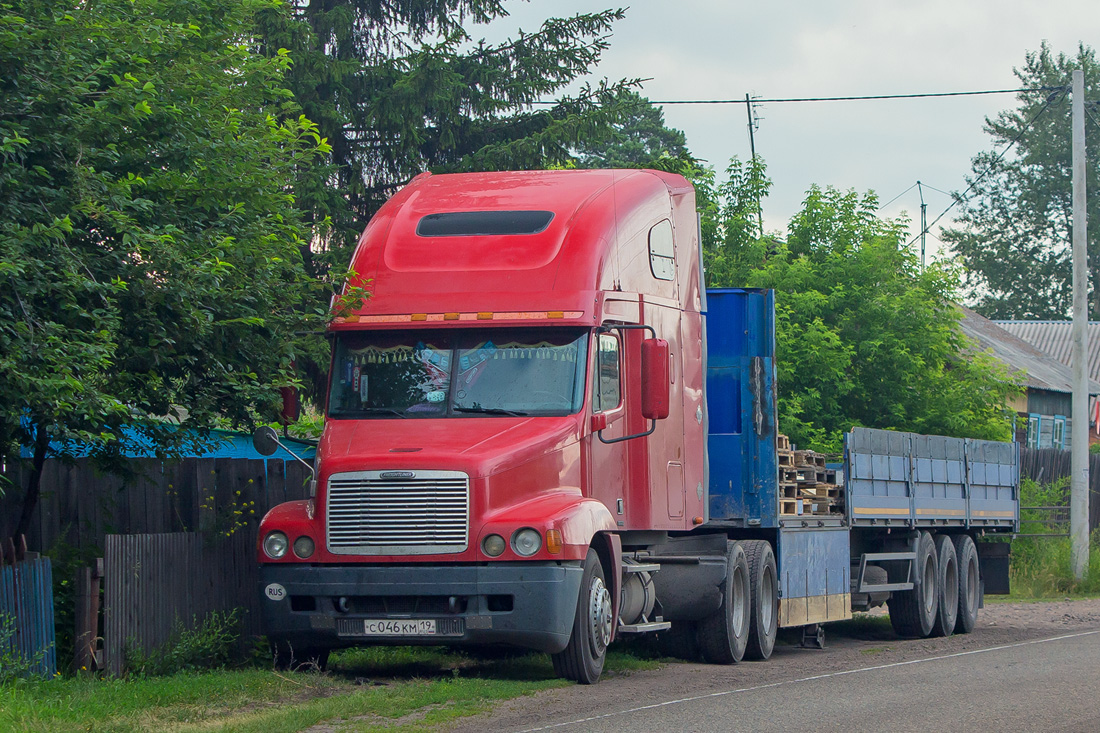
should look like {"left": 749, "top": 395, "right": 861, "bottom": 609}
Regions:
{"left": 0, "top": 557, "right": 57, "bottom": 679}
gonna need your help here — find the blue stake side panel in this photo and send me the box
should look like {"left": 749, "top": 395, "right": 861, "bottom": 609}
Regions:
{"left": 846, "top": 427, "right": 1019, "bottom": 530}
{"left": 703, "top": 289, "right": 779, "bottom": 526}
{"left": 776, "top": 526, "right": 852, "bottom": 627}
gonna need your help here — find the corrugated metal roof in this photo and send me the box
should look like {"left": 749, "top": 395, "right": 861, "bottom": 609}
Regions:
{"left": 992, "top": 320, "right": 1100, "bottom": 383}
{"left": 958, "top": 307, "right": 1100, "bottom": 395}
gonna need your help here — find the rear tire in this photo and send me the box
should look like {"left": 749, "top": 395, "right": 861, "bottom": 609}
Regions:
{"left": 930, "top": 534, "right": 958, "bottom": 637}
{"left": 742, "top": 540, "right": 778, "bottom": 661}
{"left": 552, "top": 549, "right": 612, "bottom": 684}
{"left": 888, "top": 531, "right": 938, "bottom": 638}
{"left": 953, "top": 534, "right": 980, "bottom": 634}
{"left": 698, "top": 541, "right": 751, "bottom": 664}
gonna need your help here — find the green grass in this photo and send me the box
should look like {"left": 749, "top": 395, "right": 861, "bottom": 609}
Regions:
{"left": 1, "top": 646, "right": 659, "bottom": 733}
{"left": 1008, "top": 532, "right": 1100, "bottom": 600}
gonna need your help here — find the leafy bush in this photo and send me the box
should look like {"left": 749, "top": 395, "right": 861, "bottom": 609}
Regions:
{"left": 126, "top": 609, "right": 242, "bottom": 676}
{"left": 1012, "top": 478, "right": 1100, "bottom": 598}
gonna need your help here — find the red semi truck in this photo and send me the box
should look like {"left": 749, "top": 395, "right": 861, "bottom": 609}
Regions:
{"left": 255, "top": 169, "right": 1018, "bottom": 683}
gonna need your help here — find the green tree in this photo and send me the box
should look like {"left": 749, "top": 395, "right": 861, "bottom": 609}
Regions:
{"left": 258, "top": 2, "right": 638, "bottom": 270}
{"left": 573, "top": 90, "right": 702, "bottom": 174}
{"left": 704, "top": 159, "right": 1020, "bottom": 451}
{"left": 0, "top": 0, "right": 332, "bottom": 536}
{"left": 943, "top": 42, "right": 1100, "bottom": 319}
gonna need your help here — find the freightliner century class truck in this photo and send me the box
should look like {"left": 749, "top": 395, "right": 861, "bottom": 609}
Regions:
{"left": 254, "top": 169, "right": 1019, "bottom": 684}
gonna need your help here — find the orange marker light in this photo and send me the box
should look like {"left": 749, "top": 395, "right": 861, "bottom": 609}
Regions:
{"left": 545, "top": 529, "right": 563, "bottom": 554}
{"left": 692, "top": 516, "right": 704, "bottom": 525}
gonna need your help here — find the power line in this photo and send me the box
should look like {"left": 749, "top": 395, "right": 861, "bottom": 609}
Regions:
{"left": 653, "top": 87, "right": 1063, "bottom": 105}
{"left": 906, "top": 86, "right": 1069, "bottom": 248}
{"left": 878, "top": 182, "right": 918, "bottom": 210}
{"left": 532, "top": 86, "right": 1065, "bottom": 106}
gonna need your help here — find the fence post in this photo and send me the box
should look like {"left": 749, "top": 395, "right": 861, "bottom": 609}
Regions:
{"left": 74, "top": 558, "right": 103, "bottom": 672}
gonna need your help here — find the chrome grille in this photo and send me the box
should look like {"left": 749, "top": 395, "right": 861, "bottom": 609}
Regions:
{"left": 326, "top": 470, "right": 469, "bottom": 555}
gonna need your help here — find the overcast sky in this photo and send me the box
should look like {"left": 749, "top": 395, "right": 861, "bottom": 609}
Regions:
{"left": 477, "top": 1, "right": 1099, "bottom": 259}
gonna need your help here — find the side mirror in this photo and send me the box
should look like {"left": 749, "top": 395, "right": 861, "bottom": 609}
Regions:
{"left": 253, "top": 425, "right": 280, "bottom": 457}
{"left": 640, "top": 338, "right": 670, "bottom": 420}
{"left": 280, "top": 386, "right": 300, "bottom": 425}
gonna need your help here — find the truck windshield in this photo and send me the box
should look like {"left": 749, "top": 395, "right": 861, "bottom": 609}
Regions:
{"left": 328, "top": 328, "right": 589, "bottom": 419}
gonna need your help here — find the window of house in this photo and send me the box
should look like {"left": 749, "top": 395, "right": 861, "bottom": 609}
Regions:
{"left": 1052, "top": 416, "right": 1066, "bottom": 449}
{"left": 1026, "top": 414, "right": 1040, "bottom": 448}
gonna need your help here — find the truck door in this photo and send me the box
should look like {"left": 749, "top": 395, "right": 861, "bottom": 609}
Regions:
{"left": 588, "top": 330, "right": 629, "bottom": 525}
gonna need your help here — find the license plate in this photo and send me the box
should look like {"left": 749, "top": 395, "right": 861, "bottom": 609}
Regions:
{"left": 361, "top": 619, "right": 436, "bottom": 636}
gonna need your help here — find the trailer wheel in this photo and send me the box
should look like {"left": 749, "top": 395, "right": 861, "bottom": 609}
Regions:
{"left": 952, "top": 534, "right": 980, "bottom": 634}
{"left": 742, "top": 540, "right": 778, "bottom": 660}
{"left": 698, "top": 541, "right": 751, "bottom": 664}
{"left": 930, "top": 534, "right": 958, "bottom": 637}
{"left": 888, "top": 531, "right": 938, "bottom": 638}
{"left": 552, "top": 548, "right": 612, "bottom": 684}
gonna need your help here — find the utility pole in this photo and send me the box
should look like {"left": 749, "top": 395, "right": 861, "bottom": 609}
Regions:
{"left": 917, "top": 181, "right": 927, "bottom": 270}
{"left": 745, "top": 94, "right": 764, "bottom": 237}
{"left": 1070, "top": 69, "right": 1089, "bottom": 580}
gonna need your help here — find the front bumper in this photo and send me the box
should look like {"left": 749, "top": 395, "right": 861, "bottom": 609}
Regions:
{"left": 260, "top": 561, "right": 583, "bottom": 654}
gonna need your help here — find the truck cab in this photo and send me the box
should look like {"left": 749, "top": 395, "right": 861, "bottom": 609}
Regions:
{"left": 258, "top": 169, "right": 705, "bottom": 681}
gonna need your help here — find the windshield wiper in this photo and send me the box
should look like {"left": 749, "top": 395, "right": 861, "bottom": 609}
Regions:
{"left": 453, "top": 406, "right": 528, "bottom": 417}
{"left": 354, "top": 407, "right": 408, "bottom": 418}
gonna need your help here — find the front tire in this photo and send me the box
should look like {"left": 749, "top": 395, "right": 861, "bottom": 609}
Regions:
{"left": 888, "top": 531, "right": 938, "bottom": 638}
{"left": 698, "top": 541, "right": 751, "bottom": 664}
{"left": 552, "top": 549, "right": 612, "bottom": 684}
{"left": 742, "top": 540, "right": 778, "bottom": 661}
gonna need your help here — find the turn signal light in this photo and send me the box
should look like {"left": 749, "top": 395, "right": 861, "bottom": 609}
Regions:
{"left": 545, "top": 529, "right": 563, "bottom": 554}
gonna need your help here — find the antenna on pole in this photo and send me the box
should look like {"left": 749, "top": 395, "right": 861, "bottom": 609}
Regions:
{"left": 917, "top": 181, "right": 927, "bottom": 269}
{"left": 745, "top": 93, "right": 764, "bottom": 237}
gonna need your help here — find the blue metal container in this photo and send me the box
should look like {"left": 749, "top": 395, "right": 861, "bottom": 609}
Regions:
{"left": 703, "top": 289, "right": 779, "bottom": 526}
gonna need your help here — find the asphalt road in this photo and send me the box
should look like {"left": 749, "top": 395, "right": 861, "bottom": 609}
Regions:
{"left": 445, "top": 603, "right": 1100, "bottom": 733}
{"left": 521, "top": 630, "right": 1100, "bottom": 733}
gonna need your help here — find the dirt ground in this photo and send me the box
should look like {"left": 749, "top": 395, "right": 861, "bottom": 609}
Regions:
{"left": 442, "top": 598, "right": 1100, "bottom": 733}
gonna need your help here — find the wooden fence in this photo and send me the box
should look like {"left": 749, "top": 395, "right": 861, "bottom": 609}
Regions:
{"left": 0, "top": 556, "right": 56, "bottom": 679}
{"left": 1, "top": 457, "right": 310, "bottom": 673}
{"left": 0, "top": 457, "right": 312, "bottom": 555}
{"left": 1018, "top": 447, "right": 1100, "bottom": 531}
{"left": 103, "top": 532, "right": 260, "bottom": 675}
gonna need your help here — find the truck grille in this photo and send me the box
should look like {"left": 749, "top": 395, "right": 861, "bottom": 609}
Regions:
{"left": 326, "top": 470, "right": 469, "bottom": 555}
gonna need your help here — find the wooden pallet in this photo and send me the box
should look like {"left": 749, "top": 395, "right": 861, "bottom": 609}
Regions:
{"left": 793, "top": 450, "right": 826, "bottom": 468}
{"left": 777, "top": 434, "right": 791, "bottom": 451}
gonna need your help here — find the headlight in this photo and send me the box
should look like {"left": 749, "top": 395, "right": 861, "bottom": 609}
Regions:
{"left": 511, "top": 528, "right": 542, "bottom": 557}
{"left": 482, "top": 534, "right": 506, "bottom": 557}
{"left": 293, "top": 536, "right": 315, "bottom": 559}
{"left": 264, "top": 531, "right": 289, "bottom": 559}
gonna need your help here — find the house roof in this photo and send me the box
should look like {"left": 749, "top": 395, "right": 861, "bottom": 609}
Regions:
{"left": 992, "top": 320, "right": 1100, "bottom": 384}
{"left": 957, "top": 307, "right": 1100, "bottom": 395}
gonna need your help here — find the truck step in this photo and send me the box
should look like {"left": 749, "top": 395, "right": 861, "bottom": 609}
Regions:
{"left": 856, "top": 551, "right": 916, "bottom": 592}
{"left": 618, "top": 620, "right": 671, "bottom": 634}
{"left": 622, "top": 563, "right": 660, "bottom": 573}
